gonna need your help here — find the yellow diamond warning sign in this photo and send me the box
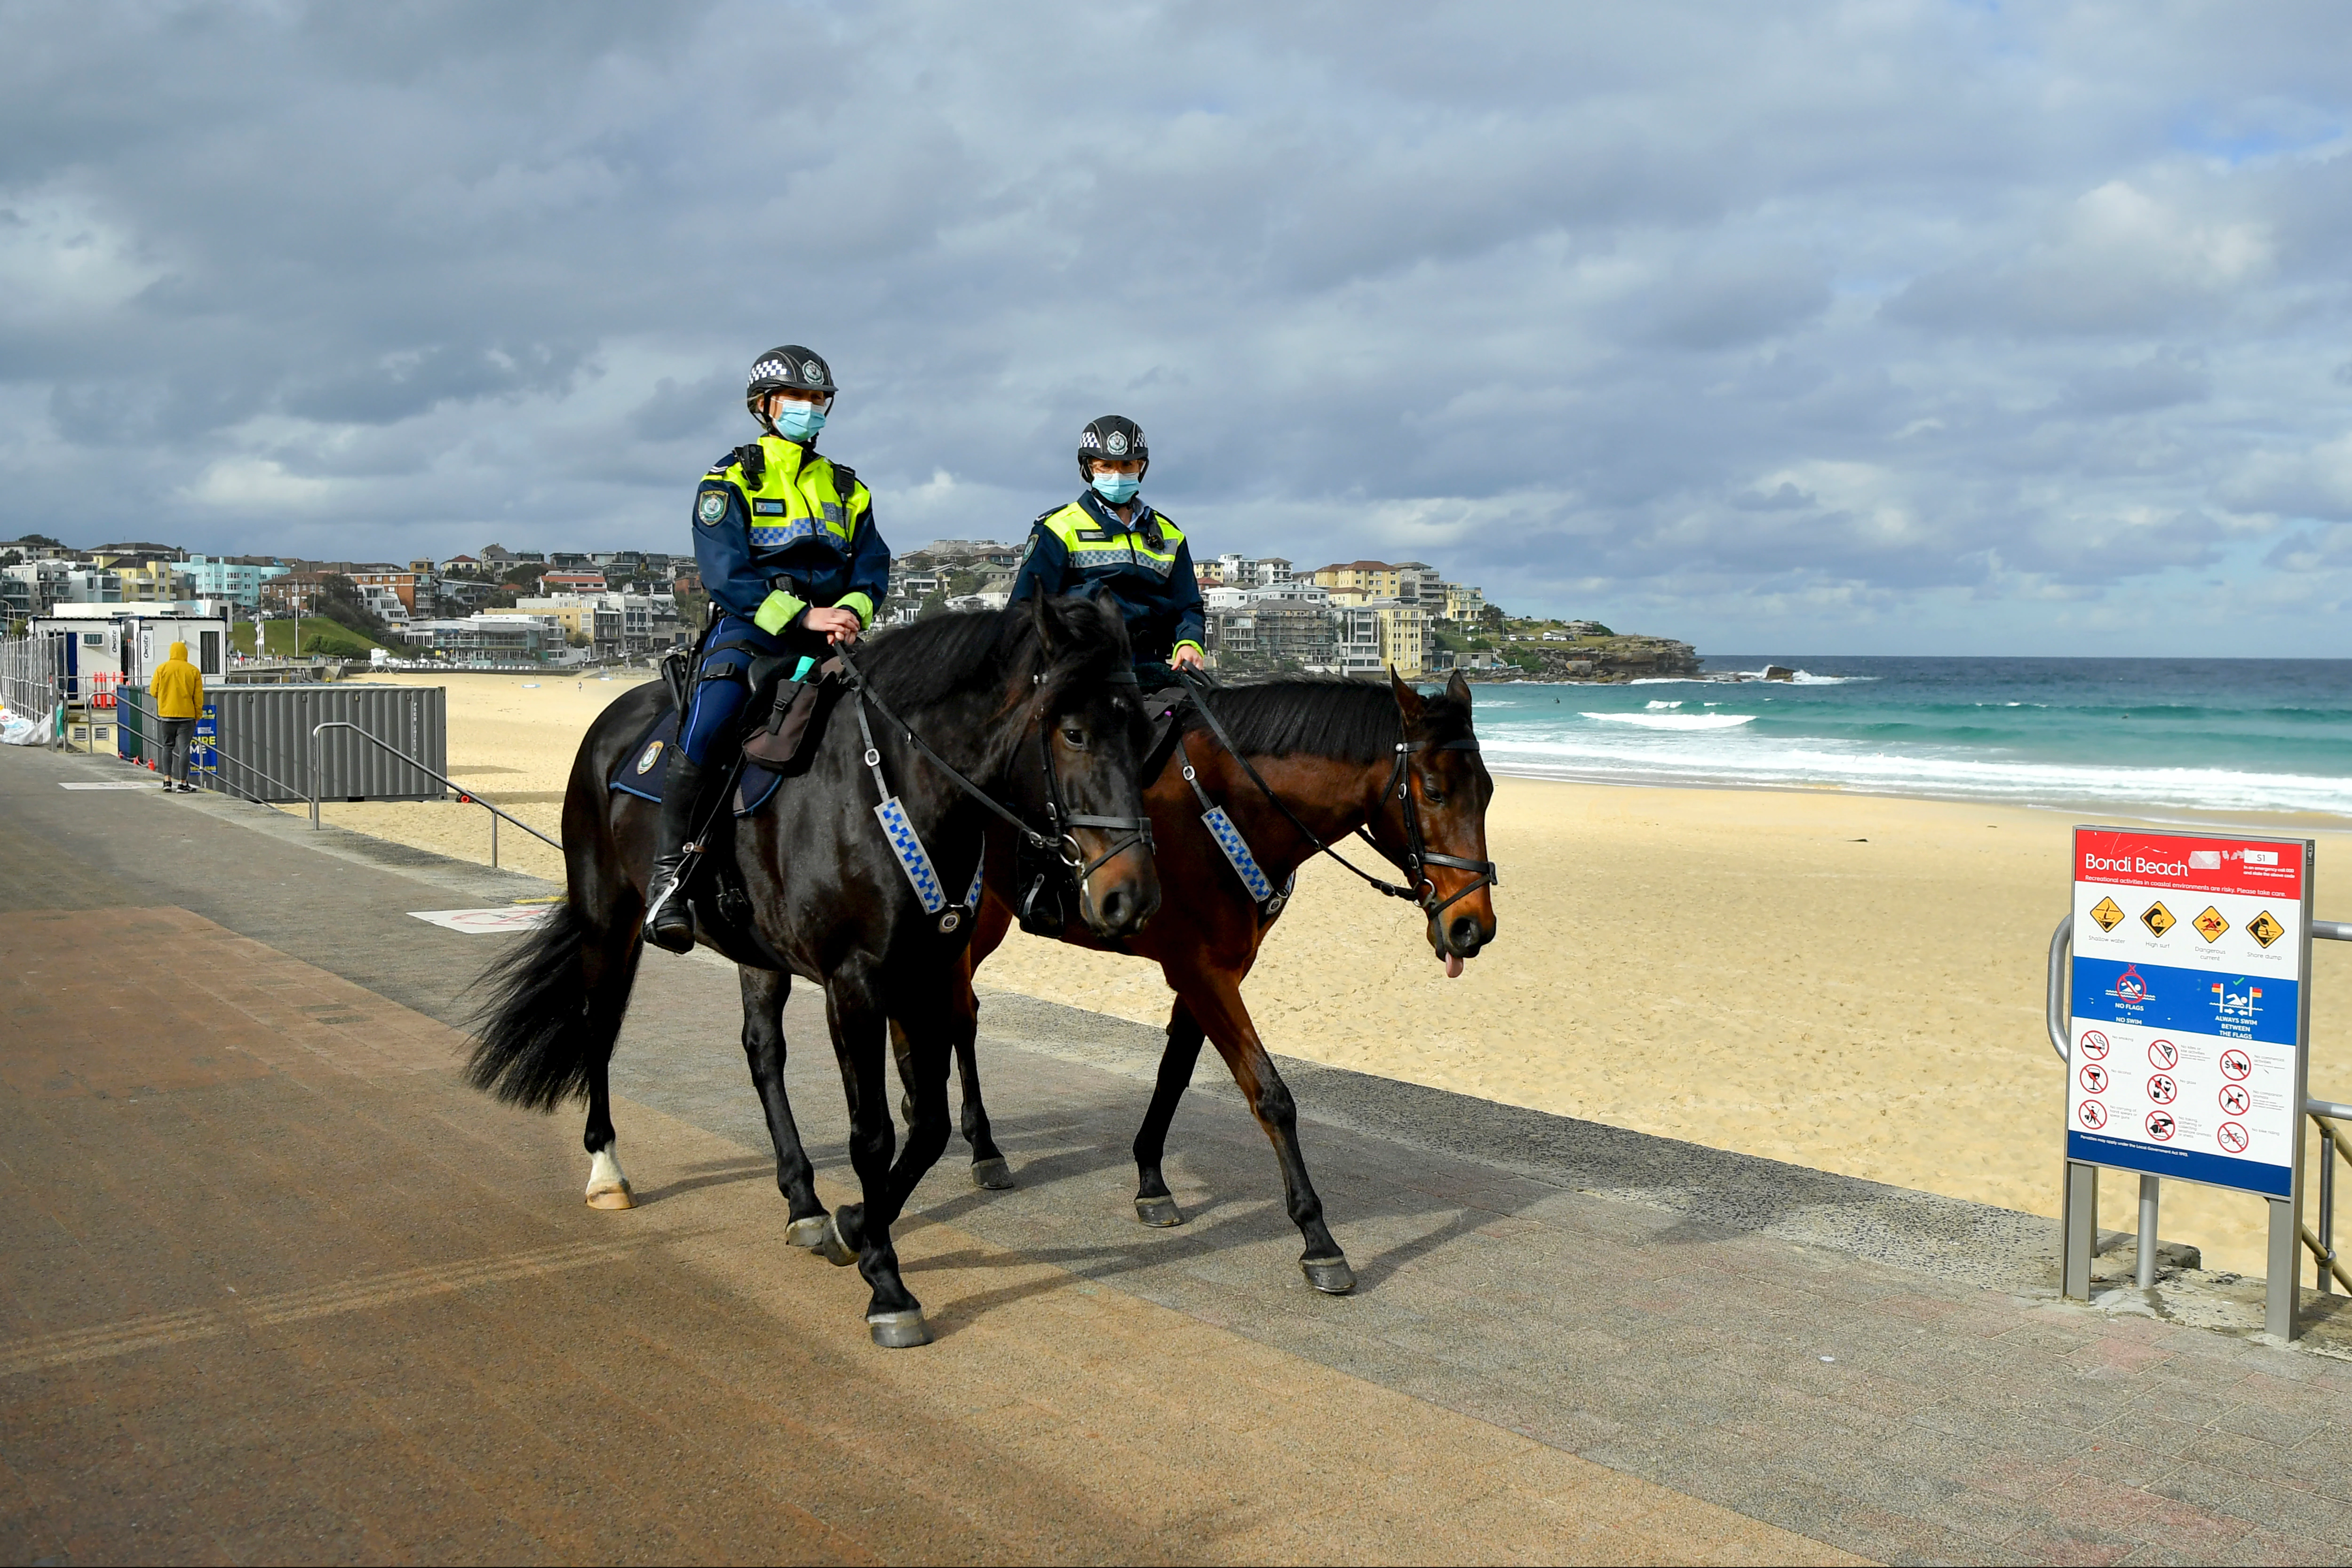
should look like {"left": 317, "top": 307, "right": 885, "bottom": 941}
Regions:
{"left": 2193, "top": 906, "right": 2231, "bottom": 944}
{"left": 2249, "top": 910, "right": 2286, "bottom": 949}
{"left": 2090, "top": 897, "right": 2125, "bottom": 932}
{"left": 2140, "top": 901, "right": 2176, "bottom": 938}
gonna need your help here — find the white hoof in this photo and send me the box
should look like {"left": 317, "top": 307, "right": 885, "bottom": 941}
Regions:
{"left": 585, "top": 1146, "right": 634, "bottom": 1210}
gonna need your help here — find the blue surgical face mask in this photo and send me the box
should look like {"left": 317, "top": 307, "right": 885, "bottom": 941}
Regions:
{"left": 773, "top": 400, "right": 826, "bottom": 441}
{"left": 1090, "top": 471, "right": 1140, "bottom": 505}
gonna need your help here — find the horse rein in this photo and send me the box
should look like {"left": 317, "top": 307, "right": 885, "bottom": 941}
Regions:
{"left": 834, "top": 647, "right": 1153, "bottom": 872}
{"left": 1173, "top": 670, "right": 1499, "bottom": 925}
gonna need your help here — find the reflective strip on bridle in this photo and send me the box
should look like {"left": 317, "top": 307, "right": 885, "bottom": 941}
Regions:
{"left": 1173, "top": 669, "right": 1499, "bottom": 924}
{"left": 836, "top": 647, "right": 1152, "bottom": 895}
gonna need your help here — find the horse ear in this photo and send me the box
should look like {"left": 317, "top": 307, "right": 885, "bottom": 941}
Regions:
{"left": 1389, "top": 667, "right": 1426, "bottom": 724}
{"left": 1446, "top": 669, "right": 1473, "bottom": 708}
{"left": 1031, "top": 589, "right": 1062, "bottom": 657}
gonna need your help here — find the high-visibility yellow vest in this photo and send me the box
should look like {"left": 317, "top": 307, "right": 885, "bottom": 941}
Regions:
{"left": 1034, "top": 501, "right": 1185, "bottom": 582}
{"left": 706, "top": 436, "right": 871, "bottom": 555}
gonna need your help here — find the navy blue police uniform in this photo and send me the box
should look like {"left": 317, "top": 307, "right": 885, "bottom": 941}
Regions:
{"left": 682, "top": 434, "right": 889, "bottom": 765}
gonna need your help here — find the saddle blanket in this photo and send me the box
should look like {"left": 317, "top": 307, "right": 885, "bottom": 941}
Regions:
{"left": 607, "top": 708, "right": 785, "bottom": 818}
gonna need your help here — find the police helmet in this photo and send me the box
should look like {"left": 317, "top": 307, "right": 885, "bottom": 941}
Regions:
{"left": 745, "top": 345, "right": 837, "bottom": 428}
{"left": 1077, "top": 415, "right": 1148, "bottom": 483}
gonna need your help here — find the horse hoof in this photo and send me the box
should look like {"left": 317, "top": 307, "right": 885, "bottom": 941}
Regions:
{"left": 867, "top": 1310, "right": 932, "bottom": 1349}
{"left": 1301, "top": 1255, "right": 1355, "bottom": 1294}
{"left": 818, "top": 1213, "right": 858, "bottom": 1267}
{"left": 971, "top": 1157, "right": 1016, "bottom": 1190}
{"left": 1135, "top": 1194, "right": 1184, "bottom": 1227}
{"left": 784, "top": 1216, "right": 831, "bottom": 1250}
{"left": 585, "top": 1185, "right": 634, "bottom": 1211}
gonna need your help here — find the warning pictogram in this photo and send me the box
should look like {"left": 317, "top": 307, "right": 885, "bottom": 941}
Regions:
{"left": 2141, "top": 900, "right": 2176, "bottom": 937}
{"left": 2146, "top": 1110, "right": 2177, "bottom": 1142}
{"left": 2079, "top": 1064, "right": 2110, "bottom": 1095}
{"left": 2090, "top": 897, "right": 2126, "bottom": 932}
{"left": 2078, "top": 1031, "right": 2110, "bottom": 1060}
{"left": 2220, "top": 1083, "right": 2251, "bottom": 1116}
{"left": 2147, "top": 1038, "right": 2179, "bottom": 1070}
{"left": 2112, "top": 966, "right": 2149, "bottom": 1006}
{"left": 2217, "top": 1122, "right": 2250, "bottom": 1154}
{"left": 2079, "top": 1101, "right": 2107, "bottom": 1130}
{"left": 2219, "top": 1048, "right": 2252, "bottom": 1081}
{"left": 2193, "top": 906, "right": 2230, "bottom": 943}
{"left": 2249, "top": 910, "right": 2286, "bottom": 949}
{"left": 2146, "top": 1073, "right": 2178, "bottom": 1106}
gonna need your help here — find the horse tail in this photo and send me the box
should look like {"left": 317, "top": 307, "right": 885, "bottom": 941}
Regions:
{"left": 463, "top": 900, "right": 636, "bottom": 1110}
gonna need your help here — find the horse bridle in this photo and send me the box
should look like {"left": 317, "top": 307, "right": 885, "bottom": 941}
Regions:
{"left": 836, "top": 648, "right": 1153, "bottom": 879}
{"left": 1372, "top": 735, "right": 1499, "bottom": 922}
{"left": 1174, "top": 671, "right": 1499, "bottom": 925}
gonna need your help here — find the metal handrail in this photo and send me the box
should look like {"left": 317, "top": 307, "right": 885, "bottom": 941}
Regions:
{"left": 2302, "top": 922, "right": 2351, "bottom": 1295}
{"left": 309, "top": 719, "right": 560, "bottom": 868}
{"left": 2046, "top": 914, "right": 2073, "bottom": 1064}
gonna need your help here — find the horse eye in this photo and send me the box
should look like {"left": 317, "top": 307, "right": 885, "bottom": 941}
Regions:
{"left": 1061, "top": 726, "right": 1088, "bottom": 748}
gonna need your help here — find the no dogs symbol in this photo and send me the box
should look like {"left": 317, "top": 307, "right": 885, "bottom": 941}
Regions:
{"left": 2078, "top": 1031, "right": 2110, "bottom": 1061}
{"left": 2146, "top": 1074, "right": 2178, "bottom": 1106}
{"left": 2219, "top": 1084, "right": 2251, "bottom": 1116}
{"left": 2079, "top": 1064, "right": 2110, "bottom": 1095}
{"left": 2079, "top": 1101, "right": 2108, "bottom": 1130}
{"left": 2145, "top": 1111, "right": 2177, "bottom": 1142}
{"left": 2217, "top": 1122, "right": 2251, "bottom": 1154}
{"left": 2147, "top": 1038, "right": 2179, "bottom": 1070}
{"left": 2219, "top": 1049, "right": 2252, "bottom": 1082}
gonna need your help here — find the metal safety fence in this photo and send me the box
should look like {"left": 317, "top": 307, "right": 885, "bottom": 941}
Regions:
{"left": 0, "top": 632, "right": 67, "bottom": 737}
{"left": 2048, "top": 911, "right": 2352, "bottom": 1305}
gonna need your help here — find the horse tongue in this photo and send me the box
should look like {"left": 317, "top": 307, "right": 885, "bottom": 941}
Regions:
{"left": 1445, "top": 953, "right": 1464, "bottom": 980}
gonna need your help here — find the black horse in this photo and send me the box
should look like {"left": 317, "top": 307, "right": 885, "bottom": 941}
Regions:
{"left": 464, "top": 596, "right": 1160, "bottom": 1347}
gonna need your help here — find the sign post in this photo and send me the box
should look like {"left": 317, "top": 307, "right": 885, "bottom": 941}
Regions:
{"left": 2063, "top": 827, "right": 2316, "bottom": 1337}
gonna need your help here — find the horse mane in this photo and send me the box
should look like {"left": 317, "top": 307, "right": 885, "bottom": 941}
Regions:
{"left": 1181, "top": 676, "right": 1473, "bottom": 763}
{"left": 856, "top": 599, "right": 1131, "bottom": 710}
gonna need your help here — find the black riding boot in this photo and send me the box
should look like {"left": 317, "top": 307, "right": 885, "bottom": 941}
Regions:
{"left": 644, "top": 754, "right": 713, "bottom": 954}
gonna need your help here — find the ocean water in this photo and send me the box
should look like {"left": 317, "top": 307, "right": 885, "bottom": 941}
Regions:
{"left": 1466, "top": 657, "right": 2352, "bottom": 820}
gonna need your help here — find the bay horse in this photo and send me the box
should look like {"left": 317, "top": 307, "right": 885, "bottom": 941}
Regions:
{"left": 464, "top": 596, "right": 1160, "bottom": 1346}
{"left": 944, "top": 669, "right": 1497, "bottom": 1292}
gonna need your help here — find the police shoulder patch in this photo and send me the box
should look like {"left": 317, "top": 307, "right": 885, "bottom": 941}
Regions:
{"left": 696, "top": 490, "right": 729, "bottom": 525}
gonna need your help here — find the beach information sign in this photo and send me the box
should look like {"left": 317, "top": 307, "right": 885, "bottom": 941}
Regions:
{"left": 2069, "top": 828, "right": 2313, "bottom": 1196}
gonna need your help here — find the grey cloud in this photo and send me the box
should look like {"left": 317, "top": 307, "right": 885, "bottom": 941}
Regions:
{"left": 2, "top": 0, "right": 2351, "bottom": 653}
{"left": 2058, "top": 349, "right": 2211, "bottom": 417}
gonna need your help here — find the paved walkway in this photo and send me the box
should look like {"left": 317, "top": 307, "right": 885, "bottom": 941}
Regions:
{"left": 6, "top": 743, "right": 2352, "bottom": 1564}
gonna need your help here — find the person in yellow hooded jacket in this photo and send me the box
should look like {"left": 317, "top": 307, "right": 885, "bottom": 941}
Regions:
{"left": 148, "top": 641, "right": 204, "bottom": 793}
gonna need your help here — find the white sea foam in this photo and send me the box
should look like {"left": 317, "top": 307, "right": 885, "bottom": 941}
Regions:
{"left": 1480, "top": 731, "right": 2352, "bottom": 817}
{"left": 1579, "top": 712, "right": 1757, "bottom": 730}
{"left": 1628, "top": 669, "right": 1877, "bottom": 686}
{"left": 1644, "top": 699, "right": 1683, "bottom": 710}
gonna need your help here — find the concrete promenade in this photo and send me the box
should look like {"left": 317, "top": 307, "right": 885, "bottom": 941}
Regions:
{"left": 6, "top": 741, "right": 2352, "bottom": 1563}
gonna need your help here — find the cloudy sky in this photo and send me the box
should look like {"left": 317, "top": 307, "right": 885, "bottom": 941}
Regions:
{"left": 4, "top": 1, "right": 2350, "bottom": 654}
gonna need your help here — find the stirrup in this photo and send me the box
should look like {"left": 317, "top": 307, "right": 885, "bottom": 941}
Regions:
{"left": 644, "top": 856, "right": 696, "bottom": 952}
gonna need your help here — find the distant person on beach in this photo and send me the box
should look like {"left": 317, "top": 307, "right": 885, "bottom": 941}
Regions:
{"left": 148, "top": 640, "right": 203, "bottom": 794}
{"left": 644, "top": 343, "right": 891, "bottom": 952}
{"left": 1010, "top": 415, "right": 1205, "bottom": 689}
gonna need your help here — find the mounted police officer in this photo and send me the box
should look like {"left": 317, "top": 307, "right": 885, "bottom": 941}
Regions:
{"left": 644, "top": 344, "right": 890, "bottom": 953}
{"left": 1009, "top": 415, "right": 1204, "bottom": 686}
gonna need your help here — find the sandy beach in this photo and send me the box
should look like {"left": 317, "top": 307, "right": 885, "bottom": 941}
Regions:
{"left": 320, "top": 672, "right": 2352, "bottom": 1278}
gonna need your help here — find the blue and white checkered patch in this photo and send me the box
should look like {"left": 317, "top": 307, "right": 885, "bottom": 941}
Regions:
{"left": 1200, "top": 806, "right": 1274, "bottom": 903}
{"left": 874, "top": 796, "right": 947, "bottom": 914}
